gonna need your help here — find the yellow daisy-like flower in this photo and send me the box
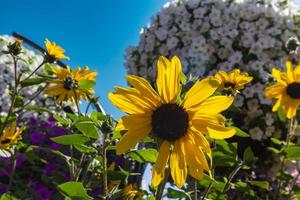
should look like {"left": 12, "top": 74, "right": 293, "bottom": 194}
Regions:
{"left": 44, "top": 66, "right": 97, "bottom": 104}
{"left": 214, "top": 69, "right": 253, "bottom": 93}
{"left": 0, "top": 122, "right": 25, "bottom": 149}
{"left": 45, "top": 39, "right": 69, "bottom": 62}
{"left": 123, "top": 184, "right": 143, "bottom": 200}
{"left": 265, "top": 61, "right": 300, "bottom": 119}
{"left": 109, "top": 56, "right": 235, "bottom": 188}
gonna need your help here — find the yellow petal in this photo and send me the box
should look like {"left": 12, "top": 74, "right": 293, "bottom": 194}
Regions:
{"left": 207, "top": 125, "right": 236, "bottom": 139}
{"left": 156, "top": 56, "right": 170, "bottom": 103}
{"left": 151, "top": 141, "right": 170, "bottom": 188}
{"left": 167, "top": 56, "right": 182, "bottom": 103}
{"left": 286, "top": 61, "right": 294, "bottom": 82}
{"left": 170, "top": 140, "right": 187, "bottom": 188}
{"left": 182, "top": 77, "right": 220, "bottom": 110}
{"left": 195, "top": 96, "right": 234, "bottom": 114}
{"left": 126, "top": 75, "right": 161, "bottom": 107}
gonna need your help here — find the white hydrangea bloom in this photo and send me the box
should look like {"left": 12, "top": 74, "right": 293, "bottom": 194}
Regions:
{"left": 124, "top": 0, "right": 300, "bottom": 141}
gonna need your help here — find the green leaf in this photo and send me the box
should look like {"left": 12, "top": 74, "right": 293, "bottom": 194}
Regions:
{"left": 127, "top": 148, "right": 158, "bottom": 163}
{"left": 249, "top": 181, "right": 269, "bottom": 190}
{"left": 25, "top": 105, "right": 53, "bottom": 114}
{"left": 14, "top": 95, "right": 24, "bottom": 107}
{"left": 0, "top": 193, "right": 19, "bottom": 200}
{"left": 74, "top": 144, "right": 97, "bottom": 153}
{"left": 213, "top": 140, "right": 237, "bottom": 167}
{"left": 20, "top": 77, "right": 46, "bottom": 87}
{"left": 270, "top": 137, "right": 282, "bottom": 145}
{"left": 231, "top": 126, "right": 249, "bottom": 137}
{"left": 51, "top": 134, "right": 89, "bottom": 145}
{"left": 75, "top": 121, "right": 99, "bottom": 139}
{"left": 277, "top": 107, "right": 287, "bottom": 122}
{"left": 53, "top": 114, "right": 69, "bottom": 126}
{"left": 267, "top": 147, "right": 281, "bottom": 154}
{"left": 243, "top": 147, "right": 254, "bottom": 162}
{"left": 78, "top": 80, "right": 95, "bottom": 89}
{"left": 167, "top": 188, "right": 191, "bottom": 199}
{"left": 112, "top": 131, "right": 122, "bottom": 140}
{"left": 285, "top": 146, "right": 300, "bottom": 160}
{"left": 58, "top": 181, "right": 93, "bottom": 200}
{"left": 44, "top": 63, "right": 54, "bottom": 75}
{"left": 91, "top": 110, "right": 107, "bottom": 121}
{"left": 180, "top": 73, "right": 187, "bottom": 85}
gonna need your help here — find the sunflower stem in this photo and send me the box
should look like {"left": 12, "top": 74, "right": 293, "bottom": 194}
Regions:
{"left": 155, "top": 168, "right": 170, "bottom": 200}
{"left": 222, "top": 161, "right": 243, "bottom": 193}
{"left": 275, "top": 117, "right": 296, "bottom": 199}
{"left": 194, "top": 178, "right": 198, "bottom": 200}
{"left": 102, "top": 133, "right": 108, "bottom": 198}
{"left": 201, "top": 181, "right": 213, "bottom": 200}
{"left": 0, "top": 56, "right": 19, "bottom": 134}
{"left": 23, "top": 60, "right": 46, "bottom": 81}
{"left": 8, "top": 151, "right": 17, "bottom": 194}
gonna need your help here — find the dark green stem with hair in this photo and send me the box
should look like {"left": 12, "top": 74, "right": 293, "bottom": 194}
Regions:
{"left": 8, "top": 151, "right": 17, "bottom": 194}
{"left": 222, "top": 161, "right": 243, "bottom": 193}
{"left": 156, "top": 168, "right": 170, "bottom": 200}
{"left": 23, "top": 60, "right": 46, "bottom": 81}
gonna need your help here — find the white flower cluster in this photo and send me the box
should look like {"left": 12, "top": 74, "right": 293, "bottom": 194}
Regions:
{"left": 124, "top": 0, "right": 300, "bottom": 140}
{"left": 0, "top": 35, "right": 56, "bottom": 119}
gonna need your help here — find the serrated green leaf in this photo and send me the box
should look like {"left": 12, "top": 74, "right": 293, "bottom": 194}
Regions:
{"left": 127, "top": 149, "right": 158, "bottom": 163}
{"left": 285, "top": 146, "right": 300, "bottom": 160}
{"left": 58, "top": 181, "right": 92, "bottom": 199}
{"left": 51, "top": 134, "right": 89, "bottom": 145}
{"left": 167, "top": 188, "right": 191, "bottom": 199}
{"left": 74, "top": 144, "right": 97, "bottom": 153}
{"left": 231, "top": 126, "right": 249, "bottom": 137}
{"left": 243, "top": 147, "right": 254, "bottom": 162}
{"left": 270, "top": 137, "right": 282, "bottom": 145}
{"left": 25, "top": 105, "right": 53, "bottom": 114}
{"left": 53, "top": 114, "right": 69, "bottom": 125}
{"left": 0, "top": 193, "right": 19, "bottom": 200}
{"left": 91, "top": 110, "right": 107, "bottom": 121}
{"left": 249, "top": 181, "right": 269, "bottom": 190}
{"left": 78, "top": 80, "right": 95, "bottom": 89}
{"left": 20, "top": 77, "right": 46, "bottom": 87}
{"left": 75, "top": 121, "right": 99, "bottom": 139}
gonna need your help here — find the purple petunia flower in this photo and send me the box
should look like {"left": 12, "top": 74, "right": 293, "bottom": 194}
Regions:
{"left": 34, "top": 185, "right": 53, "bottom": 200}
{"left": 29, "top": 131, "right": 45, "bottom": 145}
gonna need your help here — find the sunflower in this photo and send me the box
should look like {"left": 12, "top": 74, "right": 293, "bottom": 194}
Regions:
{"left": 123, "top": 184, "right": 143, "bottom": 200}
{"left": 44, "top": 66, "right": 97, "bottom": 104}
{"left": 44, "top": 39, "right": 69, "bottom": 62}
{"left": 265, "top": 61, "right": 300, "bottom": 119}
{"left": 109, "top": 56, "right": 235, "bottom": 188}
{"left": 214, "top": 69, "right": 253, "bottom": 94}
{"left": 0, "top": 122, "right": 25, "bottom": 149}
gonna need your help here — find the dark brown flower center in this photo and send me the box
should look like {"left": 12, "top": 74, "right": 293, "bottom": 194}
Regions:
{"left": 1, "top": 139, "right": 11, "bottom": 145}
{"left": 224, "top": 82, "right": 235, "bottom": 89}
{"left": 63, "top": 76, "right": 78, "bottom": 90}
{"left": 152, "top": 104, "right": 189, "bottom": 141}
{"left": 286, "top": 82, "right": 300, "bottom": 99}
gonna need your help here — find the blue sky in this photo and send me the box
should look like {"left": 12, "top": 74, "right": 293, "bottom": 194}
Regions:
{"left": 0, "top": 0, "right": 169, "bottom": 119}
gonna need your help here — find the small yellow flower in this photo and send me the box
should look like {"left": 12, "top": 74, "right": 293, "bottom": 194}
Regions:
{"left": 109, "top": 56, "right": 235, "bottom": 188}
{"left": 45, "top": 39, "right": 69, "bottom": 62}
{"left": 265, "top": 61, "right": 300, "bottom": 119}
{"left": 123, "top": 184, "right": 143, "bottom": 200}
{"left": 44, "top": 66, "right": 97, "bottom": 104}
{"left": 0, "top": 122, "right": 25, "bottom": 149}
{"left": 214, "top": 69, "right": 253, "bottom": 93}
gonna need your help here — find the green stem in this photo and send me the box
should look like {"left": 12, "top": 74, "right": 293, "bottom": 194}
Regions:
{"left": 155, "top": 168, "right": 170, "bottom": 200}
{"left": 102, "top": 130, "right": 108, "bottom": 199}
{"left": 0, "top": 56, "right": 19, "bottom": 134}
{"left": 201, "top": 181, "right": 213, "bottom": 200}
{"left": 73, "top": 90, "right": 81, "bottom": 116}
{"left": 194, "top": 179, "right": 198, "bottom": 200}
{"left": 8, "top": 152, "right": 17, "bottom": 192}
{"left": 275, "top": 118, "right": 296, "bottom": 199}
{"left": 222, "top": 161, "right": 243, "bottom": 193}
{"left": 23, "top": 60, "right": 46, "bottom": 81}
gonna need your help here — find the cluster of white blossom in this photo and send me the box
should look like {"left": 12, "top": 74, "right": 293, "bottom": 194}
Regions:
{"left": 124, "top": 0, "right": 300, "bottom": 140}
{"left": 0, "top": 35, "right": 56, "bottom": 119}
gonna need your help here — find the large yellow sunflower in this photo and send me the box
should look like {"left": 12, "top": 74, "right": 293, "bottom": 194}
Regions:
{"left": 109, "top": 56, "right": 235, "bottom": 188}
{"left": 214, "top": 69, "right": 253, "bottom": 93}
{"left": 44, "top": 39, "right": 69, "bottom": 62}
{"left": 265, "top": 61, "right": 300, "bottom": 119}
{"left": 44, "top": 66, "right": 97, "bottom": 104}
{"left": 0, "top": 122, "right": 25, "bottom": 149}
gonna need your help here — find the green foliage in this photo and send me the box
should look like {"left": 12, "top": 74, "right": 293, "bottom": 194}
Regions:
{"left": 285, "top": 146, "right": 300, "bottom": 160}
{"left": 58, "top": 182, "right": 93, "bottom": 200}
{"left": 51, "top": 134, "right": 89, "bottom": 145}
{"left": 167, "top": 188, "right": 191, "bottom": 200}
{"left": 243, "top": 147, "right": 255, "bottom": 163}
{"left": 20, "top": 77, "right": 46, "bottom": 87}
{"left": 213, "top": 140, "right": 237, "bottom": 167}
{"left": 127, "top": 149, "right": 158, "bottom": 163}
{"left": 231, "top": 126, "right": 250, "bottom": 137}
{"left": 75, "top": 121, "right": 99, "bottom": 139}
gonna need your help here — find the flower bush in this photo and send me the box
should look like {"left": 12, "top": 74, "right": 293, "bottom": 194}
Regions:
{"left": 1, "top": 0, "right": 300, "bottom": 198}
